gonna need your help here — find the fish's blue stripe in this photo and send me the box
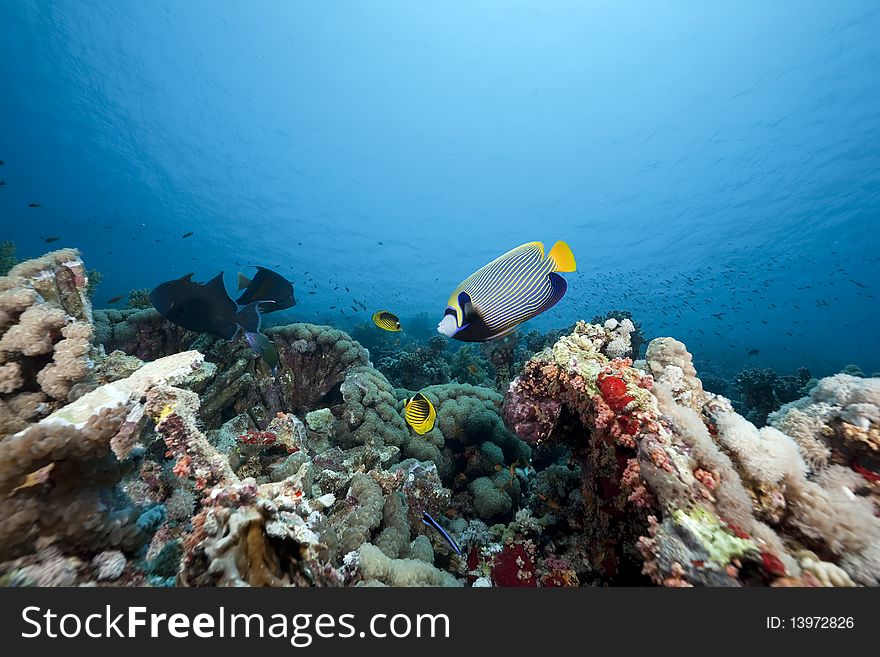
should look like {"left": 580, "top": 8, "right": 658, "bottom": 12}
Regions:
{"left": 422, "top": 512, "right": 462, "bottom": 555}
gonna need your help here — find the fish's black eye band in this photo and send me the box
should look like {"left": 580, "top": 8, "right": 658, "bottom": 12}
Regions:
{"left": 443, "top": 307, "right": 456, "bottom": 317}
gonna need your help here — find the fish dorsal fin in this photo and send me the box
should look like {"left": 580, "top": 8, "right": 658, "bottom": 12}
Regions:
{"left": 181, "top": 272, "right": 195, "bottom": 282}
{"left": 547, "top": 240, "right": 576, "bottom": 272}
{"left": 237, "top": 272, "right": 252, "bottom": 290}
{"left": 206, "top": 272, "right": 226, "bottom": 292}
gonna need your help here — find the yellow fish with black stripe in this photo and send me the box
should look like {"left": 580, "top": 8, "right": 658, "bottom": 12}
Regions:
{"left": 437, "top": 240, "right": 576, "bottom": 342}
{"left": 372, "top": 310, "right": 402, "bottom": 332}
{"left": 402, "top": 392, "right": 436, "bottom": 435}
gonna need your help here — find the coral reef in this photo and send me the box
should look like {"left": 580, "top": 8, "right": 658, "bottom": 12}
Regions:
{"left": 733, "top": 366, "right": 812, "bottom": 427}
{"left": 377, "top": 335, "right": 451, "bottom": 389}
{"left": 503, "top": 321, "right": 879, "bottom": 586}
{"left": 94, "top": 308, "right": 197, "bottom": 361}
{"left": 0, "top": 351, "right": 207, "bottom": 564}
{"left": 592, "top": 310, "right": 645, "bottom": 360}
{"left": 3, "top": 250, "right": 877, "bottom": 588}
{"left": 0, "top": 240, "right": 17, "bottom": 276}
{"left": 125, "top": 288, "right": 152, "bottom": 309}
{"left": 268, "top": 323, "right": 369, "bottom": 414}
{"left": 0, "top": 249, "right": 95, "bottom": 434}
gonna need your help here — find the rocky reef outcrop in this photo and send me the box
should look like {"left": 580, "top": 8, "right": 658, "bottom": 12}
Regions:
{"left": 1, "top": 251, "right": 877, "bottom": 588}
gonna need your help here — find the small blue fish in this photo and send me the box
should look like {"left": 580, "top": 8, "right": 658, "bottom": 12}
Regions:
{"left": 244, "top": 331, "right": 279, "bottom": 374}
{"left": 421, "top": 511, "right": 462, "bottom": 556}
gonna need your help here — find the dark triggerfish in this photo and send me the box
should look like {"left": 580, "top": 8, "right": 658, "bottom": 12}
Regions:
{"left": 150, "top": 272, "right": 262, "bottom": 340}
{"left": 437, "top": 240, "right": 576, "bottom": 342}
{"left": 236, "top": 266, "right": 295, "bottom": 312}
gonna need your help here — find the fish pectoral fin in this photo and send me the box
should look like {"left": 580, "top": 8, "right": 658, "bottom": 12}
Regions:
{"left": 457, "top": 291, "right": 477, "bottom": 321}
{"left": 541, "top": 272, "right": 569, "bottom": 311}
{"left": 548, "top": 240, "right": 576, "bottom": 272}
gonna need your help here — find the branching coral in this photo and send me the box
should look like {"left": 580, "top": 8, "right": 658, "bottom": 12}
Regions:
{"left": 377, "top": 335, "right": 451, "bottom": 389}
{"left": 0, "top": 240, "right": 17, "bottom": 276}
{"left": 125, "top": 288, "right": 152, "bottom": 309}
{"left": 734, "top": 367, "right": 812, "bottom": 427}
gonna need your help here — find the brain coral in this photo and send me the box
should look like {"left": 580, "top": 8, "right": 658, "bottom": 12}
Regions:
{"left": 267, "top": 323, "right": 369, "bottom": 414}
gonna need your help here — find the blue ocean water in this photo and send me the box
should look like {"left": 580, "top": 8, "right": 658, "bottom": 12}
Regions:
{"left": 1, "top": 1, "right": 878, "bottom": 378}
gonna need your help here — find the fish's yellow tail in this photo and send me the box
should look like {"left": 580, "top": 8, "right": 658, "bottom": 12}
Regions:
{"left": 548, "top": 240, "right": 576, "bottom": 272}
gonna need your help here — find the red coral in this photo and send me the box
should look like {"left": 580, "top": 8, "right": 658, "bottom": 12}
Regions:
{"left": 238, "top": 430, "right": 278, "bottom": 447}
{"left": 725, "top": 522, "right": 750, "bottom": 540}
{"left": 490, "top": 543, "right": 538, "bottom": 587}
{"left": 173, "top": 454, "right": 192, "bottom": 479}
{"left": 851, "top": 461, "right": 880, "bottom": 483}
{"left": 761, "top": 552, "right": 786, "bottom": 577}
{"left": 598, "top": 373, "right": 634, "bottom": 412}
{"left": 617, "top": 416, "right": 639, "bottom": 436}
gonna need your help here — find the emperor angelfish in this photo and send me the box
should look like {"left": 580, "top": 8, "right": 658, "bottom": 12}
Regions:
{"left": 372, "top": 310, "right": 402, "bottom": 332}
{"left": 403, "top": 392, "right": 436, "bottom": 435}
{"left": 437, "top": 241, "right": 576, "bottom": 342}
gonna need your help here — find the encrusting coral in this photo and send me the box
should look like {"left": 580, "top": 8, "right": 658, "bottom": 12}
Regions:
{"left": 0, "top": 351, "right": 208, "bottom": 563}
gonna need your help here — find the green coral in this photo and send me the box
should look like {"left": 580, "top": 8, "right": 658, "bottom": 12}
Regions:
{"left": 397, "top": 383, "right": 531, "bottom": 480}
{"left": 126, "top": 287, "right": 152, "bottom": 309}
{"left": 85, "top": 268, "right": 103, "bottom": 299}
{"left": 449, "top": 345, "right": 490, "bottom": 385}
{"left": 470, "top": 475, "right": 513, "bottom": 520}
{"left": 0, "top": 240, "right": 17, "bottom": 275}
{"left": 147, "top": 539, "right": 183, "bottom": 579}
{"left": 337, "top": 365, "right": 408, "bottom": 450}
{"left": 673, "top": 507, "right": 757, "bottom": 566}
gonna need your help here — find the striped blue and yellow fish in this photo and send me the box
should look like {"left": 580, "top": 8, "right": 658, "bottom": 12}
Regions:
{"left": 437, "top": 240, "right": 576, "bottom": 342}
{"left": 372, "top": 310, "right": 402, "bottom": 332}
{"left": 403, "top": 392, "right": 436, "bottom": 435}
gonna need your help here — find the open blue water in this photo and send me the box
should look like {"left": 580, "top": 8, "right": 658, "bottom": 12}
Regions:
{"left": 1, "top": 1, "right": 878, "bottom": 378}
